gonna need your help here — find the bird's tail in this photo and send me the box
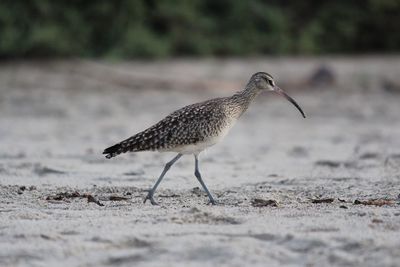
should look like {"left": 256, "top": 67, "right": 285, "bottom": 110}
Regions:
{"left": 103, "top": 143, "right": 124, "bottom": 159}
{"left": 103, "top": 126, "right": 163, "bottom": 158}
{"left": 103, "top": 134, "right": 146, "bottom": 159}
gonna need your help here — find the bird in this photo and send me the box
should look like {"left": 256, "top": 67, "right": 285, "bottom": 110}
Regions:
{"left": 103, "top": 72, "right": 306, "bottom": 205}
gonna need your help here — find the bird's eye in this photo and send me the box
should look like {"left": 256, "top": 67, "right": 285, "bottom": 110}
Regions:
{"left": 268, "top": 79, "right": 274, "bottom": 86}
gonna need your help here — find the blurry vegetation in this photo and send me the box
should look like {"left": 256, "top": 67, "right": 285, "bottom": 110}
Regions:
{"left": 0, "top": 0, "right": 399, "bottom": 59}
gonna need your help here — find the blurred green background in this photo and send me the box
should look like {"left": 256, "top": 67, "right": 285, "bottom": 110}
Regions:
{"left": 1, "top": 0, "right": 399, "bottom": 59}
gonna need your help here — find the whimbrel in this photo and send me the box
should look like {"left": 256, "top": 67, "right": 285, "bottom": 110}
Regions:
{"left": 103, "top": 72, "right": 305, "bottom": 205}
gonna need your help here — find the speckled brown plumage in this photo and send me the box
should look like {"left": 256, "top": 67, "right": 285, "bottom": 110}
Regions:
{"left": 103, "top": 72, "right": 305, "bottom": 205}
{"left": 104, "top": 99, "right": 227, "bottom": 158}
{"left": 103, "top": 72, "right": 273, "bottom": 159}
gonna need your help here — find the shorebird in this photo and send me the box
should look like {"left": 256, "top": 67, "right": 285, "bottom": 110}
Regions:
{"left": 103, "top": 72, "right": 305, "bottom": 205}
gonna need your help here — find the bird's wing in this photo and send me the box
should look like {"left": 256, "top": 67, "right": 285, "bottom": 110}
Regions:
{"left": 103, "top": 98, "right": 225, "bottom": 158}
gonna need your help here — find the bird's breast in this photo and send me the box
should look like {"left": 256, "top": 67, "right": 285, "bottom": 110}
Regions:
{"left": 170, "top": 117, "right": 237, "bottom": 154}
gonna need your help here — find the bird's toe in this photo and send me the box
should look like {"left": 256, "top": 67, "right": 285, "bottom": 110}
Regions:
{"left": 207, "top": 199, "right": 217, "bottom": 205}
{"left": 143, "top": 194, "right": 159, "bottom": 205}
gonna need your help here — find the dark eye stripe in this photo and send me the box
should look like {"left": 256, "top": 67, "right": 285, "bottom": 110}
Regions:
{"left": 268, "top": 80, "right": 274, "bottom": 86}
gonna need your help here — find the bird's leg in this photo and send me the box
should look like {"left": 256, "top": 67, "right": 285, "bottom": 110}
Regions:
{"left": 194, "top": 155, "right": 216, "bottom": 205}
{"left": 144, "top": 153, "right": 183, "bottom": 205}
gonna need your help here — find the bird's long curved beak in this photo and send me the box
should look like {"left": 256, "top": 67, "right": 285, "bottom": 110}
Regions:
{"left": 273, "top": 86, "right": 306, "bottom": 118}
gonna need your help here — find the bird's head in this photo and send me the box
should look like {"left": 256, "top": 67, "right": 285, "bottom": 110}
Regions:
{"left": 250, "top": 72, "right": 306, "bottom": 118}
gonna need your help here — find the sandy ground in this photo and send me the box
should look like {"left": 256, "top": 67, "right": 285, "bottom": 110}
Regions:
{"left": 0, "top": 58, "right": 400, "bottom": 267}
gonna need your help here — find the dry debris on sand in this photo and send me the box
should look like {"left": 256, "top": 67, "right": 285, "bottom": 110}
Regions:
{"left": 1, "top": 59, "right": 400, "bottom": 266}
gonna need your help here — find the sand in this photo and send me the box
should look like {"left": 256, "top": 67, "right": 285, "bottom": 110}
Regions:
{"left": 0, "top": 58, "right": 400, "bottom": 267}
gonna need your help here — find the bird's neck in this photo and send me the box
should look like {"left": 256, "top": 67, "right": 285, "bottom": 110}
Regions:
{"left": 228, "top": 82, "right": 262, "bottom": 117}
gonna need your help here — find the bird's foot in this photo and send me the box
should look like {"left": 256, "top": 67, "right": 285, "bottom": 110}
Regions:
{"left": 207, "top": 198, "right": 217, "bottom": 205}
{"left": 143, "top": 191, "right": 159, "bottom": 205}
